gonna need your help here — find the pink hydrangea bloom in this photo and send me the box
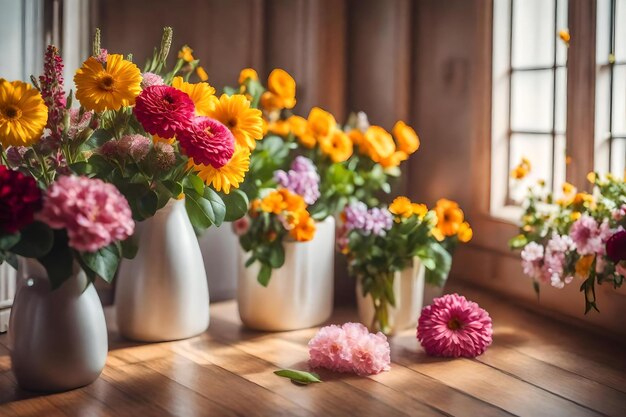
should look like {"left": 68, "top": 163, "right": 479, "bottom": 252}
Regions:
{"left": 141, "top": 72, "right": 164, "bottom": 88}
{"left": 134, "top": 85, "right": 195, "bottom": 139}
{"left": 308, "top": 322, "right": 390, "bottom": 375}
{"left": 38, "top": 176, "right": 134, "bottom": 252}
{"left": 521, "top": 242, "right": 545, "bottom": 282}
{"left": 570, "top": 215, "right": 612, "bottom": 256}
{"left": 543, "top": 234, "right": 574, "bottom": 288}
{"left": 417, "top": 293, "right": 493, "bottom": 358}
{"left": 176, "top": 116, "right": 235, "bottom": 168}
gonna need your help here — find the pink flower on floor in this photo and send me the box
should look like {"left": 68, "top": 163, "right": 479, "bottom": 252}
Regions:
{"left": 134, "top": 85, "right": 195, "bottom": 139}
{"left": 38, "top": 176, "right": 134, "bottom": 252}
{"left": 417, "top": 293, "right": 492, "bottom": 358}
{"left": 308, "top": 322, "right": 391, "bottom": 375}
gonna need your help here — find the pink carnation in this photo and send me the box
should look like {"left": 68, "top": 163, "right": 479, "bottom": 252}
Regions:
{"left": 308, "top": 322, "right": 390, "bottom": 376}
{"left": 417, "top": 294, "right": 493, "bottom": 358}
{"left": 570, "top": 215, "right": 612, "bottom": 256}
{"left": 38, "top": 176, "right": 134, "bottom": 252}
{"left": 141, "top": 72, "right": 164, "bottom": 88}
{"left": 177, "top": 116, "right": 235, "bottom": 168}
{"left": 134, "top": 85, "right": 195, "bottom": 139}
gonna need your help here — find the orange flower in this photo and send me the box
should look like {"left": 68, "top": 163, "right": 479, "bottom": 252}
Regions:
{"left": 379, "top": 150, "right": 408, "bottom": 168}
{"left": 238, "top": 68, "right": 258, "bottom": 85}
{"left": 434, "top": 198, "right": 465, "bottom": 237}
{"left": 287, "top": 115, "right": 307, "bottom": 137}
{"left": 267, "top": 120, "right": 291, "bottom": 137}
{"left": 575, "top": 255, "right": 594, "bottom": 277}
{"left": 347, "top": 129, "right": 365, "bottom": 147}
{"left": 457, "top": 221, "right": 473, "bottom": 243}
{"left": 319, "top": 130, "right": 353, "bottom": 163}
{"left": 363, "top": 126, "right": 395, "bottom": 163}
{"left": 289, "top": 210, "right": 316, "bottom": 242}
{"left": 392, "top": 121, "right": 420, "bottom": 155}
{"left": 267, "top": 68, "right": 296, "bottom": 109}
{"left": 178, "top": 45, "right": 195, "bottom": 62}
{"left": 196, "top": 66, "right": 209, "bottom": 81}
{"left": 306, "top": 107, "right": 336, "bottom": 140}
{"left": 260, "top": 191, "right": 286, "bottom": 214}
{"left": 278, "top": 188, "right": 306, "bottom": 212}
{"left": 411, "top": 203, "right": 428, "bottom": 218}
{"left": 389, "top": 196, "right": 414, "bottom": 218}
{"left": 260, "top": 91, "right": 284, "bottom": 111}
{"left": 510, "top": 157, "right": 531, "bottom": 180}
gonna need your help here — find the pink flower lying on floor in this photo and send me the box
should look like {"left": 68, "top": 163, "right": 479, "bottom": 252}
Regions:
{"left": 308, "top": 322, "right": 391, "bottom": 376}
{"left": 417, "top": 293, "right": 493, "bottom": 358}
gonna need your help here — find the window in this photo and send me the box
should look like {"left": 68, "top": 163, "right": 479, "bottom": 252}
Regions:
{"left": 596, "top": 0, "right": 626, "bottom": 177}
{"left": 491, "top": 0, "right": 568, "bottom": 216}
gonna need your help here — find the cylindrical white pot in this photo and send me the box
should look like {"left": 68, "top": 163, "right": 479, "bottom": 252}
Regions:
{"left": 356, "top": 258, "right": 426, "bottom": 335}
{"left": 198, "top": 223, "right": 238, "bottom": 302}
{"left": 9, "top": 259, "right": 107, "bottom": 392}
{"left": 116, "top": 198, "right": 209, "bottom": 342}
{"left": 238, "top": 216, "right": 335, "bottom": 331}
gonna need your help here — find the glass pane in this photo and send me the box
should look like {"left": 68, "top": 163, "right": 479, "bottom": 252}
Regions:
{"left": 597, "top": 0, "right": 612, "bottom": 64}
{"left": 556, "top": 0, "right": 569, "bottom": 66}
{"left": 0, "top": 0, "right": 24, "bottom": 79}
{"left": 610, "top": 138, "right": 626, "bottom": 177}
{"left": 511, "top": 70, "right": 554, "bottom": 131}
{"left": 616, "top": 0, "right": 626, "bottom": 61}
{"left": 612, "top": 65, "right": 626, "bottom": 135}
{"left": 509, "top": 134, "right": 553, "bottom": 202}
{"left": 554, "top": 135, "right": 567, "bottom": 192}
{"left": 512, "top": 0, "right": 555, "bottom": 68}
{"left": 555, "top": 67, "right": 567, "bottom": 134}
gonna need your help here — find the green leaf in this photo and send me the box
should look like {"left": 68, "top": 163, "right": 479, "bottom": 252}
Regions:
{"left": 37, "top": 230, "right": 74, "bottom": 290}
{"left": 137, "top": 190, "right": 159, "bottom": 219}
{"left": 9, "top": 221, "right": 54, "bottom": 258}
{"left": 186, "top": 174, "right": 205, "bottom": 196}
{"left": 185, "top": 191, "right": 214, "bottom": 230}
{"left": 79, "top": 244, "right": 121, "bottom": 283}
{"left": 83, "top": 129, "right": 114, "bottom": 150}
{"left": 268, "top": 244, "right": 285, "bottom": 268}
{"left": 0, "top": 233, "right": 20, "bottom": 251}
{"left": 120, "top": 236, "right": 139, "bottom": 259}
{"left": 202, "top": 188, "right": 226, "bottom": 227}
{"left": 421, "top": 243, "right": 452, "bottom": 287}
{"left": 257, "top": 263, "right": 272, "bottom": 287}
{"left": 273, "top": 369, "right": 321, "bottom": 385}
{"left": 222, "top": 189, "right": 249, "bottom": 222}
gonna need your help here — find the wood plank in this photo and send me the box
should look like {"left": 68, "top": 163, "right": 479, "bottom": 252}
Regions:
{"left": 0, "top": 374, "right": 67, "bottom": 417}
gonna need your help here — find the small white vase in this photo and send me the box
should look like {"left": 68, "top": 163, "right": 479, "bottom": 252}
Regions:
{"left": 116, "top": 198, "right": 209, "bottom": 342}
{"left": 9, "top": 258, "right": 107, "bottom": 392}
{"left": 356, "top": 258, "right": 426, "bottom": 335}
{"left": 237, "top": 216, "right": 335, "bottom": 331}
{"left": 198, "top": 223, "right": 238, "bottom": 302}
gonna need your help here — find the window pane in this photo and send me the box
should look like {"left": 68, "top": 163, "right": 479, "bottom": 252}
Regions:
{"left": 512, "top": 0, "right": 555, "bottom": 68}
{"left": 554, "top": 135, "right": 567, "bottom": 190}
{"left": 616, "top": 0, "right": 626, "bottom": 62}
{"left": 610, "top": 138, "right": 626, "bottom": 176}
{"left": 555, "top": 67, "right": 567, "bottom": 134}
{"left": 597, "top": 0, "right": 612, "bottom": 64}
{"left": 612, "top": 65, "right": 626, "bottom": 135}
{"left": 509, "top": 134, "right": 553, "bottom": 202}
{"left": 556, "top": 0, "right": 569, "bottom": 66}
{"left": 511, "top": 70, "right": 554, "bottom": 131}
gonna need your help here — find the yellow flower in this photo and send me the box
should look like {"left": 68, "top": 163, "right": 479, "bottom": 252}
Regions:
{"left": 178, "top": 45, "right": 195, "bottom": 62}
{"left": 347, "top": 129, "right": 365, "bottom": 147}
{"left": 74, "top": 54, "right": 142, "bottom": 112}
{"left": 392, "top": 121, "right": 420, "bottom": 155}
{"left": 267, "top": 68, "right": 296, "bottom": 109}
{"left": 587, "top": 172, "right": 597, "bottom": 184}
{"left": 0, "top": 79, "right": 48, "bottom": 147}
{"left": 152, "top": 134, "right": 175, "bottom": 145}
{"left": 238, "top": 68, "right": 258, "bottom": 85}
{"left": 559, "top": 29, "right": 570, "bottom": 45}
{"left": 389, "top": 196, "right": 413, "bottom": 218}
{"left": 571, "top": 212, "right": 581, "bottom": 221}
{"left": 364, "top": 126, "right": 395, "bottom": 163}
{"left": 279, "top": 188, "right": 307, "bottom": 212}
{"left": 562, "top": 182, "right": 576, "bottom": 195}
{"left": 289, "top": 209, "right": 316, "bottom": 242}
{"left": 208, "top": 94, "right": 264, "bottom": 150}
{"left": 260, "top": 190, "right": 286, "bottom": 214}
{"left": 572, "top": 192, "right": 594, "bottom": 205}
{"left": 320, "top": 130, "right": 353, "bottom": 163}
{"left": 260, "top": 91, "right": 283, "bottom": 111}
{"left": 510, "top": 157, "right": 531, "bottom": 180}
{"left": 196, "top": 66, "right": 209, "bottom": 81}
{"left": 379, "top": 150, "right": 408, "bottom": 168}
{"left": 457, "top": 221, "right": 473, "bottom": 243}
{"left": 189, "top": 145, "right": 250, "bottom": 194}
{"left": 267, "top": 120, "right": 291, "bottom": 137}
{"left": 307, "top": 107, "right": 336, "bottom": 139}
{"left": 287, "top": 115, "right": 307, "bottom": 137}
{"left": 431, "top": 227, "right": 444, "bottom": 242}
{"left": 171, "top": 76, "right": 216, "bottom": 116}
{"left": 434, "top": 198, "right": 465, "bottom": 237}
{"left": 575, "top": 255, "right": 594, "bottom": 277}
{"left": 411, "top": 203, "right": 428, "bottom": 218}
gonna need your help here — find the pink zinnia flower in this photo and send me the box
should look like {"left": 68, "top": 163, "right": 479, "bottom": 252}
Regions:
{"left": 38, "top": 176, "right": 135, "bottom": 252}
{"left": 417, "top": 294, "right": 493, "bottom": 358}
{"left": 134, "top": 85, "right": 195, "bottom": 139}
{"left": 177, "top": 116, "right": 235, "bottom": 168}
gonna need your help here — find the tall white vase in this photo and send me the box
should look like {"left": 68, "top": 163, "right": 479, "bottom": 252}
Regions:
{"left": 198, "top": 223, "right": 238, "bottom": 302}
{"left": 238, "top": 217, "right": 335, "bottom": 331}
{"left": 9, "top": 258, "right": 107, "bottom": 392}
{"left": 356, "top": 258, "right": 426, "bottom": 335}
{"left": 116, "top": 198, "right": 209, "bottom": 342}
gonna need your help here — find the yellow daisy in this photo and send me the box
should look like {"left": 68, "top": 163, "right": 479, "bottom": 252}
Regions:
{"left": 74, "top": 54, "right": 142, "bottom": 112}
{"left": 0, "top": 79, "right": 48, "bottom": 147}
{"left": 171, "top": 76, "right": 216, "bottom": 116}
{"left": 190, "top": 145, "right": 250, "bottom": 194}
{"left": 207, "top": 94, "right": 264, "bottom": 150}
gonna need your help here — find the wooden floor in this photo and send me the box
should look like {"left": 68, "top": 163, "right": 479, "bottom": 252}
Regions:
{"left": 0, "top": 283, "right": 625, "bottom": 417}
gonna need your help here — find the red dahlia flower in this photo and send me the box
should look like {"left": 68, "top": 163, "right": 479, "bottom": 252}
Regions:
{"left": 0, "top": 165, "right": 43, "bottom": 234}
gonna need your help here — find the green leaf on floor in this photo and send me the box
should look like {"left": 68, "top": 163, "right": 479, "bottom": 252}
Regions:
{"left": 274, "top": 369, "right": 322, "bottom": 385}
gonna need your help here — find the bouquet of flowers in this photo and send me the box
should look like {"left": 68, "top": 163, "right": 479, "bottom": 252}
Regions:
{"left": 337, "top": 196, "right": 453, "bottom": 333}
{"left": 0, "top": 46, "right": 135, "bottom": 286}
{"left": 510, "top": 172, "right": 626, "bottom": 313}
{"left": 72, "top": 28, "right": 260, "bottom": 228}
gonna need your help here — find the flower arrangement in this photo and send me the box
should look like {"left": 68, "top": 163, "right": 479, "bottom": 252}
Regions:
{"left": 337, "top": 196, "right": 454, "bottom": 334}
{"left": 510, "top": 172, "right": 626, "bottom": 312}
{"left": 308, "top": 322, "right": 391, "bottom": 376}
{"left": 71, "top": 28, "right": 260, "bottom": 228}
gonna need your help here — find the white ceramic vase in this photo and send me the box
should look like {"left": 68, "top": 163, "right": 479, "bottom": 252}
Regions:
{"left": 356, "top": 258, "right": 426, "bottom": 335}
{"left": 198, "top": 223, "right": 238, "bottom": 302}
{"left": 116, "top": 198, "right": 209, "bottom": 342}
{"left": 237, "top": 216, "right": 335, "bottom": 331}
{"left": 9, "top": 258, "right": 107, "bottom": 392}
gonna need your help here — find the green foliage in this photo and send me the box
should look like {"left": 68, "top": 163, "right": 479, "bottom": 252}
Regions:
{"left": 273, "top": 369, "right": 321, "bottom": 385}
